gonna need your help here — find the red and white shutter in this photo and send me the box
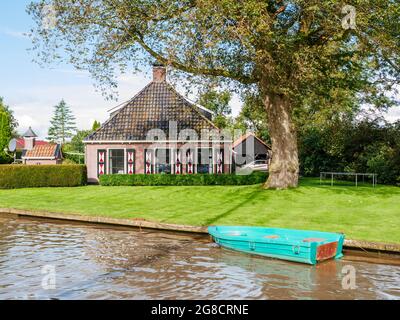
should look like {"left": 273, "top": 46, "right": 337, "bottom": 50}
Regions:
{"left": 126, "top": 149, "right": 135, "bottom": 175}
{"left": 186, "top": 150, "right": 194, "bottom": 174}
{"left": 97, "top": 150, "right": 107, "bottom": 176}
{"left": 216, "top": 149, "right": 224, "bottom": 174}
{"left": 175, "top": 150, "right": 182, "bottom": 174}
{"left": 145, "top": 149, "right": 153, "bottom": 174}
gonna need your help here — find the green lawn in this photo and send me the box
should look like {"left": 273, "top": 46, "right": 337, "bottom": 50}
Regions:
{"left": 0, "top": 178, "right": 399, "bottom": 244}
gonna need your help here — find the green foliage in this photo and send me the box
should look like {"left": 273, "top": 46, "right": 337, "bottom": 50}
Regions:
{"left": 197, "top": 88, "right": 232, "bottom": 129}
{"left": 47, "top": 100, "right": 77, "bottom": 143}
{"left": 0, "top": 98, "right": 14, "bottom": 164}
{"left": 100, "top": 172, "right": 268, "bottom": 186}
{"left": 233, "top": 94, "right": 270, "bottom": 143}
{"left": 199, "top": 90, "right": 231, "bottom": 116}
{"left": 27, "top": 1, "right": 400, "bottom": 106}
{"left": 92, "top": 120, "right": 101, "bottom": 131}
{"left": 299, "top": 118, "right": 400, "bottom": 185}
{"left": 62, "top": 129, "right": 93, "bottom": 164}
{"left": 0, "top": 97, "right": 18, "bottom": 134}
{"left": 0, "top": 165, "right": 87, "bottom": 189}
{"left": 66, "top": 129, "right": 92, "bottom": 153}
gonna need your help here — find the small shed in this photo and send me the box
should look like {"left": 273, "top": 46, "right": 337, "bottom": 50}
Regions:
{"left": 22, "top": 144, "right": 63, "bottom": 165}
{"left": 232, "top": 133, "right": 271, "bottom": 167}
{"left": 20, "top": 127, "right": 63, "bottom": 165}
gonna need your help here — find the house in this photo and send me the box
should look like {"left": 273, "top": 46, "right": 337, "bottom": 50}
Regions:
{"left": 83, "top": 64, "right": 232, "bottom": 183}
{"left": 232, "top": 132, "right": 271, "bottom": 167}
{"left": 20, "top": 127, "right": 63, "bottom": 165}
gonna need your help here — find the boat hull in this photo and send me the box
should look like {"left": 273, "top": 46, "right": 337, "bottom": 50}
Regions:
{"left": 208, "top": 226, "right": 345, "bottom": 265}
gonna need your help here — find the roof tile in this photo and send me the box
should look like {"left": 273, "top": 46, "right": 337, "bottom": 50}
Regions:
{"left": 86, "top": 82, "right": 217, "bottom": 141}
{"left": 24, "top": 144, "right": 59, "bottom": 158}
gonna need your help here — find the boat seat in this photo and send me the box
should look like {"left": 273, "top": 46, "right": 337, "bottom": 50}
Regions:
{"left": 302, "top": 238, "right": 326, "bottom": 242}
{"left": 264, "top": 235, "right": 279, "bottom": 239}
{"left": 228, "top": 232, "right": 247, "bottom": 236}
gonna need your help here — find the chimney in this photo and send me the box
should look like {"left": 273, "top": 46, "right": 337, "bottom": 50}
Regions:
{"left": 25, "top": 137, "right": 35, "bottom": 151}
{"left": 22, "top": 127, "right": 38, "bottom": 151}
{"left": 152, "top": 62, "right": 167, "bottom": 83}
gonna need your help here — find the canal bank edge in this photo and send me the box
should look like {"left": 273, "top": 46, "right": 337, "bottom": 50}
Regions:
{"left": 1, "top": 207, "right": 400, "bottom": 255}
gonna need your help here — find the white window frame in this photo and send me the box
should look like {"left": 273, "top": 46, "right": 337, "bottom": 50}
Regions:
{"left": 196, "top": 147, "right": 214, "bottom": 174}
{"left": 154, "top": 147, "right": 174, "bottom": 174}
{"left": 107, "top": 148, "right": 126, "bottom": 175}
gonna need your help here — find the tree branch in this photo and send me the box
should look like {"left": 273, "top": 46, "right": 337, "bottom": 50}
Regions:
{"left": 111, "top": 5, "right": 257, "bottom": 85}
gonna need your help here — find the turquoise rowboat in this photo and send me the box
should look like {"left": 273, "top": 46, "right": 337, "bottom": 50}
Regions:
{"left": 208, "top": 226, "right": 344, "bottom": 265}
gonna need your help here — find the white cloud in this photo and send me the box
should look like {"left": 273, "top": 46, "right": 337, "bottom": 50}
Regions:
{"left": 0, "top": 28, "right": 28, "bottom": 39}
{"left": 385, "top": 107, "right": 400, "bottom": 123}
{"left": 51, "top": 69, "right": 91, "bottom": 78}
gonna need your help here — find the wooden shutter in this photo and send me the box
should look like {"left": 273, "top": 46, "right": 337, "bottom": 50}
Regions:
{"left": 216, "top": 149, "right": 224, "bottom": 174}
{"left": 186, "top": 149, "right": 194, "bottom": 174}
{"left": 97, "top": 150, "right": 107, "bottom": 176}
{"left": 144, "top": 149, "right": 153, "bottom": 174}
{"left": 175, "top": 150, "right": 182, "bottom": 174}
{"left": 126, "top": 149, "right": 135, "bottom": 174}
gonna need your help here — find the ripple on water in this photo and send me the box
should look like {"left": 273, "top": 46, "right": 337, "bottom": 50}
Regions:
{"left": 0, "top": 216, "right": 399, "bottom": 300}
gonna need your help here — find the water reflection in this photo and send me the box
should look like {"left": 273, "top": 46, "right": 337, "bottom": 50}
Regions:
{"left": 0, "top": 216, "right": 399, "bottom": 300}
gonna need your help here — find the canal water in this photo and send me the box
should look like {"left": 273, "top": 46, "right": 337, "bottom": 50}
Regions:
{"left": 0, "top": 215, "right": 399, "bottom": 300}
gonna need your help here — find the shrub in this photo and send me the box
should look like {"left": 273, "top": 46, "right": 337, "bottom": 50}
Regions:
{"left": 100, "top": 172, "right": 268, "bottom": 186}
{"left": 0, "top": 164, "right": 87, "bottom": 189}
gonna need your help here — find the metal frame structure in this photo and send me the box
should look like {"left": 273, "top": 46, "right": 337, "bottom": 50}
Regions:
{"left": 320, "top": 172, "right": 378, "bottom": 187}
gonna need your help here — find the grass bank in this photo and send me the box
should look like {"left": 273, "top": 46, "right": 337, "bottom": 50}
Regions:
{"left": 0, "top": 178, "right": 398, "bottom": 244}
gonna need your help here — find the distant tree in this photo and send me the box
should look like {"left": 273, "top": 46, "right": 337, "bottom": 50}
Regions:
{"left": 0, "top": 97, "right": 18, "bottom": 136}
{"left": 197, "top": 88, "right": 232, "bottom": 129}
{"left": 47, "top": 100, "right": 77, "bottom": 143}
{"left": 298, "top": 115, "right": 400, "bottom": 185}
{"left": 92, "top": 120, "right": 101, "bottom": 131}
{"left": 0, "top": 98, "right": 17, "bottom": 163}
{"left": 69, "top": 130, "right": 92, "bottom": 153}
{"left": 62, "top": 129, "right": 92, "bottom": 163}
{"left": 233, "top": 94, "right": 270, "bottom": 143}
{"left": 0, "top": 110, "right": 12, "bottom": 163}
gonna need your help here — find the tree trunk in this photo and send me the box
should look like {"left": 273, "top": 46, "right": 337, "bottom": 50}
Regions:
{"left": 264, "top": 94, "right": 299, "bottom": 189}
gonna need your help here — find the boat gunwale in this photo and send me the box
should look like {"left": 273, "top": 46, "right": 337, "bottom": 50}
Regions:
{"left": 208, "top": 226, "right": 344, "bottom": 247}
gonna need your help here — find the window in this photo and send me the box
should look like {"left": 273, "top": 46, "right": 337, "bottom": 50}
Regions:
{"left": 155, "top": 149, "right": 172, "bottom": 174}
{"left": 109, "top": 149, "right": 125, "bottom": 174}
{"left": 254, "top": 160, "right": 267, "bottom": 165}
{"left": 197, "top": 148, "right": 213, "bottom": 174}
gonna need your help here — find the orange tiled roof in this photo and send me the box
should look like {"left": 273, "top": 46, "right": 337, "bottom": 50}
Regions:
{"left": 24, "top": 144, "right": 60, "bottom": 159}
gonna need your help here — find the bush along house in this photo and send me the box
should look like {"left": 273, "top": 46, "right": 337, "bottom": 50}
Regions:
{"left": 83, "top": 64, "right": 232, "bottom": 183}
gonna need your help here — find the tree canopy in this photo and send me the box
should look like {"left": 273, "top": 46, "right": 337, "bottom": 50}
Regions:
{"left": 28, "top": 1, "right": 400, "bottom": 188}
{"left": 197, "top": 88, "right": 232, "bottom": 128}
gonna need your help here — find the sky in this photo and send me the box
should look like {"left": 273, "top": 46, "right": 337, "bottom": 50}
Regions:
{"left": 0, "top": 1, "right": 399, "bottom": 140}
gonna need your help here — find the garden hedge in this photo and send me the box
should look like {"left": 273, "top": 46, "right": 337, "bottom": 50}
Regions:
{"left": 100, "top": 172, "right": 268, "bottom": 186}
{"left": 0, "top": 165, "right": 87, "bottom": 189}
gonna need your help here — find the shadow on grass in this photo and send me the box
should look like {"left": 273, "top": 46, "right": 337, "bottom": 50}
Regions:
{"left": 204, "top": 187, "right": 265, "bottom": 226}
